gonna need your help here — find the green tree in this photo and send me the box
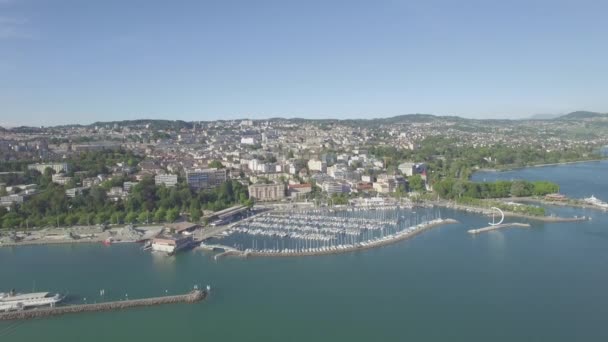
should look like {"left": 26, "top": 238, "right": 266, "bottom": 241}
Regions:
{"left": 510, "top": 180, "right": 531, "bottom": 197}
{"left": 189, "top": 202, "right": 201, "bottom": 222}
{"left": 532, "top": 181, "right": 560, "bottom": 196}
{"left": 2, "top": 212, "right": 22, "bottom": 228}
{"left": 154, "top": 208, "right": 167, "bottom": 223}
{"left": 408, "top": 175, "right": 425, "bottom": 192}
{"left": 125, "top": 211, "right": 138, "bottom": 224}
{"left": 138, "top": 210, "right": 150, "bottom": 224}
{"left": 208, "top": 160, "right": 224, "bottom": 169}
{"left": 66, "top": 214, "right": 79, "bottom": 226}
{"left": 78, "top": 212, "right": 94, "bottom": 225}
{"left": 110, "top": 212, "right": 121, "bottom": 225}
{"left": 452, "top": 181, "right": 466, "bottom": 199}
{"left": 433, "top": 178, "right": 455, "bottom": 198}
{"left": 190, "top": 208, "right": 201, "bottom": 222}
{"left": 166, "top": 207, "right": 179, "bottom": 222}
{"left": 95, "top": 212, "right": 110, "bottom": 225}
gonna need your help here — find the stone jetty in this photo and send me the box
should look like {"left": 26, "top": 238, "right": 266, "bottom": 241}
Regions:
{"left": 468, "top": 222, "right": 531, "bottom": 234}
{"left": 0, "top": 289, "right": 206, "bottom": 321}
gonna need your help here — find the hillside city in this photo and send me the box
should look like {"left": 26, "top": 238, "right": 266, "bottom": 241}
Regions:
{"left": 1, "top": 112, "right": 607, "bottom": 229}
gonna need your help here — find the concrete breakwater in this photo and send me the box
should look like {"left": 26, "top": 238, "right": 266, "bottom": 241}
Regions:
{"left": 468, "top": 222, "right": 531, "bottom": 234}
{"left": 0, "top": 290, "right": 206, "bottom": 321}
{"left": 244, "top": 218, "right": 459, "bottom": 258}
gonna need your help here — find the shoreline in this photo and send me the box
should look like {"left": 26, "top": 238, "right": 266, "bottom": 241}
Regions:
{"left": 428, "top": 201, "right": 588, "bottom": 222}
{"left": 0, "top": 237, "right": 106, "bottom": 248}
{"left": 2, "top": 193, "right": 596, "bottom": 250}
{"left": 510, "top": 197, "right": 608, "bottom": 212}
{"left": 475, "top": 158, "right": 605, "bottom": 173}
{"left": 0, "top": 236, "right": 142, "bottom": 248}
{"left": 0, "top": 225, "right": 162, "bottom": 248}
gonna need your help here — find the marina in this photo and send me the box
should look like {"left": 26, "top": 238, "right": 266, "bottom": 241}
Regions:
{"left": 246, "top": 218, "right": 458, "bottom": 257}
{"left": 204, "top": 206, "right": 458, "bottom": 257}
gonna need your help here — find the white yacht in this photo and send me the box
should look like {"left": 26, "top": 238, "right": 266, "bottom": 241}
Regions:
{"left": 0, "top": 290, "right": 65, "bottom": 312}
{"left": 584, "top": 195, "right": 608, "bottom": 209}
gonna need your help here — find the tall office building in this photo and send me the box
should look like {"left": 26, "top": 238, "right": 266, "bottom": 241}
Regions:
{"left": 185, "top": 168, "right": 227, "bottom": 190}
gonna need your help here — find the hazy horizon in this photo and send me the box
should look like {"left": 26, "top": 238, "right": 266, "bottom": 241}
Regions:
{"left": 1, "top": 0, "right": 607, "bottom": 126}
{"left": 3, "top": 110, "right": 607, "bottom": 128}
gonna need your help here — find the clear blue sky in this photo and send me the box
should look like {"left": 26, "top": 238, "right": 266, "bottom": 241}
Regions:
{"left": 1, "top": 0, "right": 607, "bottom": 126}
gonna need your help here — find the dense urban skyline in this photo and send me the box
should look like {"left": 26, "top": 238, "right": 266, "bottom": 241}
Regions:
{"left": 1, "top": 0, "right": 608, "bottom": 126}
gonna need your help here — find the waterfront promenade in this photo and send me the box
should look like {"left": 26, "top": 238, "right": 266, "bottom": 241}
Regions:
{"left": 0, "top": 290, "right": 206, "bottom": 321}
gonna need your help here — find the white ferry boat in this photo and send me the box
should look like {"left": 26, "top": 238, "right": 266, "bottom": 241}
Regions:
{"left": 0, "top": 290, "right": 65, "bottom": 312}
{"left": 584, "top": 195, "right": 608, "bottom": 209}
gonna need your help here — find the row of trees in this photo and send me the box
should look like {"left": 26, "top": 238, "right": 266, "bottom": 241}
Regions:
{"left": 368, "top": 137, "right": 600, "bottom": 181}
{"left": 454, "top": 197, "right": 546, "bottom": 217}
{"left": 433, "top": 179, "right": 560, "bottom": 200}
{"left": 67, "top": 149, "right": 141, "bottom": 177}
{"left": 0, "top": 175, "right": 251, "bottom": 229}
{"left": 0, "top": 149, "right": 142, "bottom": 187}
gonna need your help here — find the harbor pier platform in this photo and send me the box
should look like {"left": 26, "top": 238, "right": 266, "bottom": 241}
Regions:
{"left": 0, "top": 289, "right": 206, "bottom": 321}
{"left": 468, "top": 223, "right": 531, "bottom": 234}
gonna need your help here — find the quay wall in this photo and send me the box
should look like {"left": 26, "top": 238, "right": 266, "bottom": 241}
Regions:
{"left": 245, "top": 219, "right": 459, "bottom": 258}
{"left": 0, "top": 290, "right": 206, "bottom": 321}
{"left": 0, "top": 237, "right": 106, "bottom": 248}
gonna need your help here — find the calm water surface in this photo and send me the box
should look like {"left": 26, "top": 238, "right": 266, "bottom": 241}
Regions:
{"left": 2, "top": 161, "right": 608, "bottom": 341}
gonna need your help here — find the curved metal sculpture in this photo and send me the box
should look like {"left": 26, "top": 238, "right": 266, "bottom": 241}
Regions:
{"left": 488, "top": 207, "right": 505, "bottom": 226}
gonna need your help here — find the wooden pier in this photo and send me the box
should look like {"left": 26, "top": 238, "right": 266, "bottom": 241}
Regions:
{"left": 0, "top": 289, "right": 206, "bottom": 321}
{"left": 467, "top": 223, "right": 531, "bottom": 234}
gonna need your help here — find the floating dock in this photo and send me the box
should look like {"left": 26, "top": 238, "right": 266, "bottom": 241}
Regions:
{"left": 0, "top": 289, "right": 206, "bottom": 321}
{"left": 467, "top": 223, "right": 531, "bottom": 234}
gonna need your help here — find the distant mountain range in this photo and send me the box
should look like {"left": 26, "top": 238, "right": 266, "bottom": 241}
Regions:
{"left": 528, "top": 111, "right": 607, "bottom": 120}
{"left": 554, "top": 111, "right": 607, "bottom": 120}
{"left": 529, "top": 113, "right": 562, "bottom": 120}
{"left": 1, "top": 111, "right": 607, "bottom": 130}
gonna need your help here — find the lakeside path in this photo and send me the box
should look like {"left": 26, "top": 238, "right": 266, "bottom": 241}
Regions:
{"left": 242, "top": 218, "right": 459, "bottom": 258}
{"left": 0, "top": 225, "right": 164, "bottom": 248}
{"left": 0, "top": 236, "right": 106, "bottom": 248}
{"left": 428, "top": 200, "right": 588, "bottom": 223}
